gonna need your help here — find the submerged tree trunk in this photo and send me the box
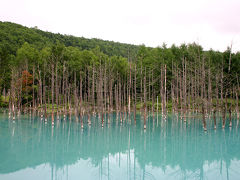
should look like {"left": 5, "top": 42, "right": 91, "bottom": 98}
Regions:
{"left": 208, "top": 64, "right": 212, "bottom": 113}
{"left": 229, "top": 107, "right": 232, "bottom": 127}
{"left": 140, "top": 62, "right": 143, "bottom": 112}
{"left": 236, "top": 89, "right": 239, "bottom": 121}
{"left": 79, "top": 73, "right": 83, "bottom": 128}
{"left": 128, "top": 64, "right": 131, "bottom": 115}
{"left": 38, "top": 68, "right": 43, "bottom": 117}
{"left": 10, "top": 69, "right": 16, "bottom": 119}
{"left": 74, "top": 72, "right": 78, "bottom": 122}
{"left": 32, "top": 65, "right": 35, "bottom": 110}
{"left": 88, "top": 67, "right": 91, "bottom": 125}
{"left": 164, "top": 64, "right": 167, "bottom": 118}
{"left": 161, "top": 65, "right": 164, "bottom": 116}
{"left": 43, "top": 66, "right": 47, "bottom": 120}
{"left": 92, "top": 65, "right": 95, "bottom": 115}
{"left": 144, "top": 69, "right": 147, "bottom": 129}
{"left": 183, "top": 58, "right": 187, "bottom": 122}
{"left": 236, "top": 76, "right": 239, "bottom": 120}
{"left": 152, "top": 70, "right": 155, "bottom": 120}
{"left": 51, "top": 64, "right": 54, "bottom": 121}
{"left": 202, "top": 103, "right": 207, "bottom": 131}
{"left": 222, "top": 92, "right": 228, "bottom": 129}
{"left": 213, "top": 109, "right": 217, "bottom": 129}
{"left": 221, "top": 64, "right": 224, "bottom": 112}
{"left": 119, "top": 76, "right": 122, "bottom": 123}
{"left": 115, "top": 83, "right": 118, "bottom": 118}
{"left": 55, "top": 63, "right": 59, "bottom": 119}
{"left": 216, "top": 74, "right": 219, "bottom": 111}
{"left": 62, "top": 63, "right": 66, "bottom": 118}
{"left": 134, "top": 64, "right": 137, "bottom": 124}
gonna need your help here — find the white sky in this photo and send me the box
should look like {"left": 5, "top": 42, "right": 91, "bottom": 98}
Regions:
{"left": 1, "top": 0, "right": 240, "bottom": 52}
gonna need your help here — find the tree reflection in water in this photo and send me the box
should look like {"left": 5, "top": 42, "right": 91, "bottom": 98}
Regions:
{"left": 0, "top": 112, "right": 240, "bottom": 180}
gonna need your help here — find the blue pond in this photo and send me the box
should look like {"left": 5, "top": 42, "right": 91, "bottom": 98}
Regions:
{"left": 0, "top": 112, "right": 239, "bottom": 180}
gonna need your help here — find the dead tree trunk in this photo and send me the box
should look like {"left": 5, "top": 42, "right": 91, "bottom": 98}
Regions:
{"left": 104, "top": 63, "right": 107, "bottom": 120}
{"left": 62, "top": 63, "right": 66, "bottom": 118}
{"left": 171, "top": 62, "right": 176, "bottom": 113}
{"left": 109, "top": 76, "right": 113, "bottom": 113}
{"left": 190, "top": 63, "right": 194, "bottom": 113}
{"left": 17, "top": 71, "right": 22, "bottom": 115}
{"left": 144, "top": 69, "right": 147, "bottom": 129}
{"left": 222, "top": 91, "right": 228, "bottom": 129}
{"left": 176, "top": 67, "right": 179, "bottom": 113}
{"left": 194, "top": 62, "right": 197, "bottom": 112}
{"left": 38, "top": 68, "right": 43, "bottom": 117}
{"left": 10, "top": 69, "right": 16, "bottom": 119}
{"left": 149, "top": 70, "right": 151, "bottom": 103}
{"left": 32, "top": 65, "right": 35, "bottom": 110}
{"left": 208, "top": 63, "right": 212, "bottom": 114}
{"left": 119, "top": 76, "right": 122, "bottom": 123}
{"left": 161, "top": 65, "right": 164, "bottom": 115}
{"left": 134, "top": 64, "right": 137, "bottom": 124}
{"left": 183, "top": 58, "right": 187, "bottom": 122}
{"left": 88, "top": 67, "right": 91, "bottom": 125}
{"left": 92, "top": 64, "right": 95, "bottom": 114}
{"left": 215, "top": 74, "right": 219, "bottom": 111}
{"left": 229, "top": 90, "right": 232, "bottom": 127}
{"left": 213, "top": 109, "right": 217, "bottom": 129}
{"left": 202, "top": 103, "right": 207, "bottom": 131}
{"left": 55, "top": 63, "right": 59, "bottom": 119}
{"left": 79, "top": 73, "right": 83, "bottom": 128}
{"left": 100, "top": 66, "right": 104, "bottom": 127}
{"left": 236, "top": 75, "right": 239, "bottom": 120}
{"left": 123, "top": 81, "right": 126, "bottom": 120}
{"left": 51, "top": 64, "right": 54, "bottom": 121}
{"left": 128, "top": 64, "right": 131, "bottom": 115}
{"left": 201, "top": 57, "right": 207, "bottom": 130}
{"left": 43, "top": 65, "right": 47, "bottom": 120}
{"left": 164, "top": 64, "right": 167, "bottom": 118}
{"left": 152, "top": 71, "right": 155, "bottom": 120}
{"left": 74, "top": 72, "right": 78, "bottom": 121}
{"left": 179, "top": 67, "right": 183, "bottom": 117}
{"left": 140, "top": 62, "right": 143, "bottom": 112}
{"left": 68, "top": 83, "right": 72, "bottom": 118}
{"left": 115, "top": 83, "right": 118, "bottom": 118}
{"left": 221, "top": 63, "right": 224, "bottom": 112}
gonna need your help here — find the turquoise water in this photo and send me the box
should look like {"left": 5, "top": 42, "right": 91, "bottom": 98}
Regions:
{"left": 0, "top": 112, "right": 240, "bottom": 180}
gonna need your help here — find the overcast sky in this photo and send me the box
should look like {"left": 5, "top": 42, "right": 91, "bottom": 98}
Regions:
{"left": 1, "top": 0, "right": 240, "bottom": 52}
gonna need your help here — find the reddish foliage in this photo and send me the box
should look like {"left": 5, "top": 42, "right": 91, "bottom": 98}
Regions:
{"left": 22, "top": 70, "right": 33, "bottom": 85}
{"left": 21, "top": 70, "right": 33, "bottom": 93}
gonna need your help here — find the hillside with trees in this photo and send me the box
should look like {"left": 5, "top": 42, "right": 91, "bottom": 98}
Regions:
{"left": 0, "top": 21, "right": 239, "bottom": 129}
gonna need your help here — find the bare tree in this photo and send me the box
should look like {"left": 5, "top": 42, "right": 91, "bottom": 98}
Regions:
{"left": 144, "top": 68, "right": 147, "bottom": 129}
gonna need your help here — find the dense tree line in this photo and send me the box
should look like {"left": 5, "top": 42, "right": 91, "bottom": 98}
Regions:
{"left": 0, "top": 21, "right": 138, "bottom": 89}
{"left": 0, "top": 21, "right": 240, "bottom": 129}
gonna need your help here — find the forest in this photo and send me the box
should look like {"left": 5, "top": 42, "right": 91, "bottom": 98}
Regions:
{"left": 0, "top": 21, "right": 240, "bottom": 129}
